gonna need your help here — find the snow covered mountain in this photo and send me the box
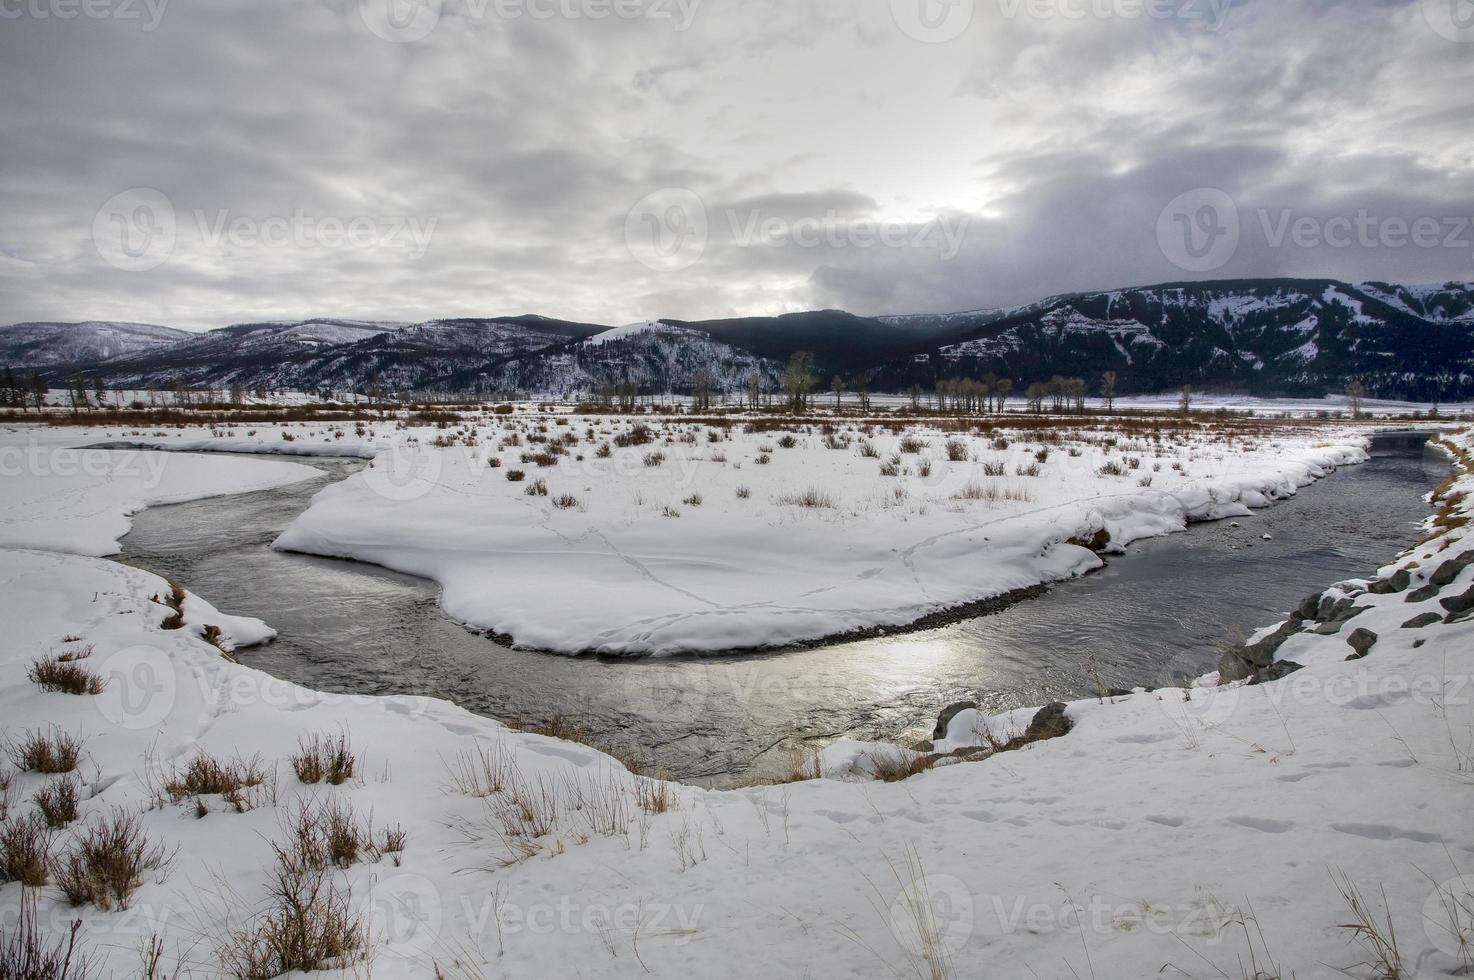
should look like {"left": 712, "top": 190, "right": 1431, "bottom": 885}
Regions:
{"left": 0, "top": 320, "right": 190, "bottom": 369}
{"left": 4, "top": 278, "right": 1471, "bottom": 399}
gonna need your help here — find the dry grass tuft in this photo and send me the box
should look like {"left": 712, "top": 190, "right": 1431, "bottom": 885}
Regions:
{"left": 1, "top": 813, "right": 51, "bottom": 887}
{"left": 28, "top": 648, "right": 106, "bottom": 695}
{"left": 159, "top": 753, "right": 272, "bottom": 813}
{"left": 8, "top": 727, "right": 83, "bottom": 774}
{"left": 0, "top": 893, "right": 94, "bottom": 980}
{"left": 52, "top": 809, "right": 173, "bottom": 911}
{"left": 291, "top": 732, "right": 356, "bottom": 786}
{"left": 33, "top": 776, "right": 82, "bottom": 828}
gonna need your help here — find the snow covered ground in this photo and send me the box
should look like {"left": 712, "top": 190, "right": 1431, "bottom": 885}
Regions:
{"left": 201, "top": 416, "right": 1370, "bottom": 653}
{"left": 0, "top": 420, "right": 1471, "bottom": 979}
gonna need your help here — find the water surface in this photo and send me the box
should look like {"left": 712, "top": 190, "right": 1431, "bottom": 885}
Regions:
{"left": 120, "top": 431, "right": 1448, "bottom": 786}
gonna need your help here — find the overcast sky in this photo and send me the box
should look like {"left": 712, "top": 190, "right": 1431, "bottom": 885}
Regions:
{"left": 1, "top": 0, "right": 1471, "bottom": 330}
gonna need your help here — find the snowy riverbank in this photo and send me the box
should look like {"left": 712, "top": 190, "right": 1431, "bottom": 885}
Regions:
{"left": 4, "top": 415, "right": 1377, "bottom": 655}
{"left": 0, "top": 420, "right": 1468, "bottom": 977}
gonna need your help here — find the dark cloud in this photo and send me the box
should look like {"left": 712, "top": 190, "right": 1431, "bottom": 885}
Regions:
{"left": 0, "top": 0, "right": 1468, "bottom": 329}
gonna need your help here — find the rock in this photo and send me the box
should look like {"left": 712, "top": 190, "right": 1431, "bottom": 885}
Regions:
{"left": 933, "top": 701, "right": 978, "bottom": 740}
{"left": 1219, "top": 618, "right": 1303, "bottom": 681}
{"left": 949, "top": 746, "right": 991, "bottom": 760}
{"left": 910, "top": 740, "right": 935, "bottom": 754}
{"left": 1025, "top": 702, "right": 1071, "bottom": 740}
{"left": 1447, "top": 610, "right": 1474, "bottom": 625}
{"left": 1248, "top": 661, "right": 1304, "bottom": 685}
{"left": 1440, "top": 585, "right": 1474, "bottom": 616}
{"left": 1431, "top": 551, "right": 1474, "bottom": 588}
{"left": 1406, "top": 584, "right": 1443, "bottom": 604}
{"left": 1104, "top": 688, "right": 1135, "bottom": 699}
{"left": 1317, "top": 595, "right": 1357, "bottom": 623}
{"left": 1401, "top": 613, "right": 1443, "bottom": 629}
{"left": 1296, "top": 593, "right": 1324, "bottom": 620}
{"left": 1346, "top": 628, "right": 1379, "bottom": 660}
{"left": 1368, "top": 569, "right": 1413, "bottom": 595}
{"left": 1314, "top": 606, "right": 1370, "bottom": 635}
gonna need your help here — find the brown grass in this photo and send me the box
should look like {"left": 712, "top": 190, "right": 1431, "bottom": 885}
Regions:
{"left": 8, "top": 728, "right": 83, "bottom": 774}
{"left": 290, "top": 733, "right": 356, "bottom": 786}
{"left": 27, "top": 651, "right": 107, "bottom": 695}
{"left": 52, "top": 809, "right": 173, "bottom": 911}
{"left": 33, "top": 776, "right": 81, "bottom": 828}
{"left": 0, "top": 814, "right": 51, "bottom": 887}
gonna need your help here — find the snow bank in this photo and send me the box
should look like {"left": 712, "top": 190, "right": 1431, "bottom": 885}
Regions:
{"left": 0, "top": 427, "right": 1470, "bottom": 979}
{"left": 0, "top": 426, "right": 321, "bottom": 556}
{"left": 260, "top": 418, "right": 1368, "bottom": 654}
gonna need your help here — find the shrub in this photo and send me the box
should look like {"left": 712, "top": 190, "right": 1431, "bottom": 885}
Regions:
{"left": 735, "top": 485, "right": 752, "bottom": 499}
{"left": 1016, "top": 463, "right": 1041, "bottom": 477}
{"left": 0, "top": 895, "right": 93, "bottom": 980}
{"left": 160, "top": 754, "right": 269, "bottom": 812}
{"left": 34, "top": 777, "right": 81, "bottom": 828}
{"left": 879, "top": 455, "right": 901, "bottom": 477}
{"left": 683, "top": 493, "right": 703, "bottom": 507}
{"left": 775, "top": 488, "right": 836, "bottom": 509}
{"left": 945, "top": 439, "right": 969, "bottom": 462}
{"left": 0, "top": 814, "right": 50, "bottom": 886}
{"left": 9, "top": 728, "right": 83, "bottom": 774}
{"left": 487, "top": 457, "right": 502, "bottom": 469}
{"left": 291, "top": 733, "right": 356, "bottom": 786}
{"left": 595, "top": 443, "right": 613, "bottom": 458}
{"left": 755, "top": 454, "right": 771, "bottom": 465}
{"left": 525, "top": 477, "right": 549, "bottom": 497}
{"left": 52, "top": 809, "right": 173, "bottom": 911}
{"left": 505, "top": 468, "right": 527, "bottom": 482}
{"left": 777, "top": 434, "right": 798, "bottom": 449}
{"left": 1099, "top": 460, "right": 1126, "bottom": 477}
{"left": 980, "top": 460, "right": 1007, "bottom": 477}
{"left": 613, "top": 423, "right": 655, "bottom": 448}
{"left": 27, "top": 650, "right": 106, "bottom": 695}
{"left": 551, "top": 493, "right": 580, "bottom": 510}
{"left": 898, "top": 435, "right": 926, "bottom": 454}
{"left": 857, "top": 440, "right": 880, "bottom": 459}
{"left": 643, "top": 451, "right": 666, "bottom": 467}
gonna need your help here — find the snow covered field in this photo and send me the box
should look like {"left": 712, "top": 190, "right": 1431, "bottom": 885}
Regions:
{"left": 106, "top": 413, "right": 1371, "bottom": 654}
{"left": 0, "top": 417, "right": 1471, "bottom": 979}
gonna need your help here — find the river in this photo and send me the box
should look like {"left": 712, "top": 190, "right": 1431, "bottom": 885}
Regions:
{"left": 119, "top": 430, "right": 1450, "bottom": 787}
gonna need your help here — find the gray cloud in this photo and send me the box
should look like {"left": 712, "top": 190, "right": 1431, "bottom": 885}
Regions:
{"left": 0, "top": 0, "right": 1469, "bottom": 329}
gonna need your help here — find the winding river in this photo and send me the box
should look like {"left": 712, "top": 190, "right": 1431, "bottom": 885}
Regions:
{"left": 119, "top": 431, "right": 1450, "bottom": 787}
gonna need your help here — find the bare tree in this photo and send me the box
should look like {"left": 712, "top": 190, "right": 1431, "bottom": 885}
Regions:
{"left": 1100, "top": 370, "right": 1117, "bottom": 412}
{"left": 1345, "top": 380, "right": 1366, "bottom": 419}
{"left": 1178, "top": 384, "right": 1193, "bottom": 415}
{"left": 784, "top": 351, "right": 814, "bottom": 413}
{"left": 831, "top": 375, "right": 844, "bottom": 409}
